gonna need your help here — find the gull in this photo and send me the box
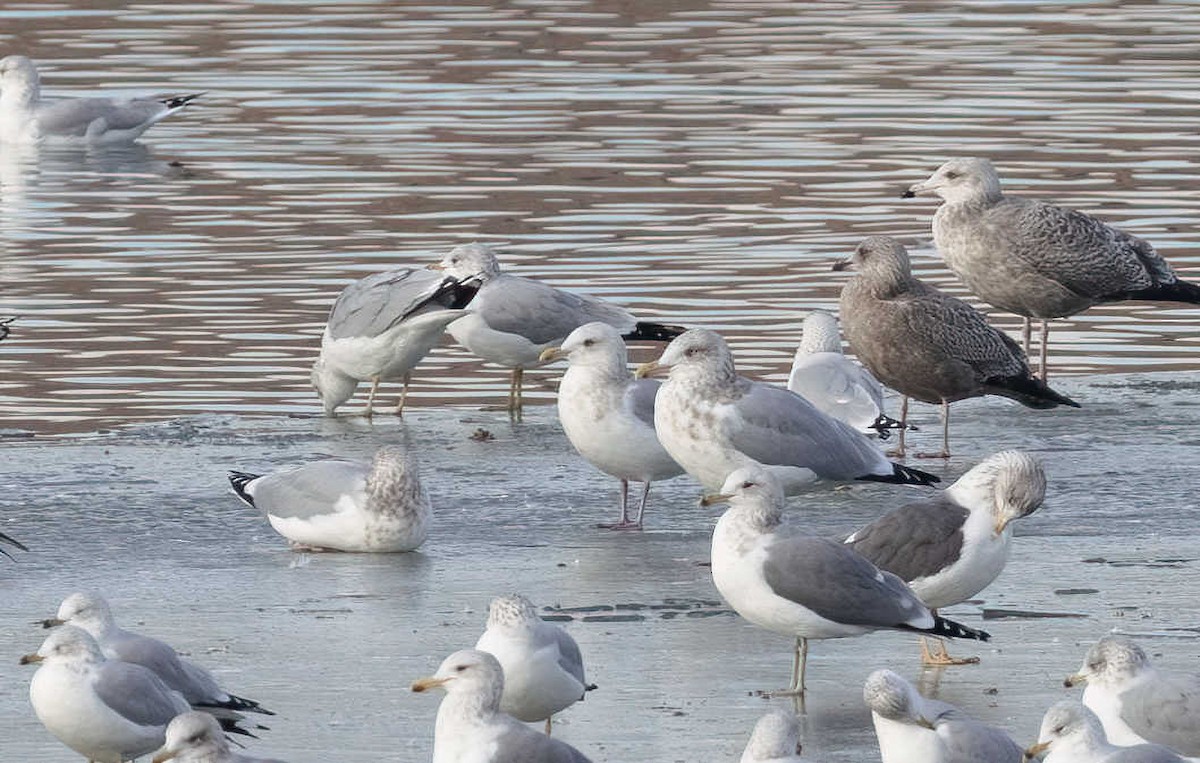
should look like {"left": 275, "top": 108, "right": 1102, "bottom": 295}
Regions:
{"left": 1025, "top": 701, "right": 1186, "bottom": 762}
{"left": 740, "top": 709, "right": 806, "bottom": 762}
{"left": 412, "top": 649, "right": 594, "bottom": 763}
{"left": 474, "top": 593, "right": 595, "bottom": 734}
{"left": 538, "top": 322, "right": 683, "bottom": 529}
{"left": 43, "top": 592, "right": 271, "bottom": 734}
{"left": 153, "top": 712, "right": 288, "bottom": 763}
{"left": 703, "top": 465, "right": 989, "bottom": 697}
{"left": 864, "top": 669, "right": 1023, "bottom": 763}
{"left": 846, "top": 450, "right": 1046, "bottom": 665}
{"left": 635, "top": 328, "right": 940, "bottom": 494}
{"left": 0, "top": 55, "right": 202, "bottom": 145}
{"left": 431, "top": 243, "right": 684, "bottom": 419}
{"left": 1065, "top": 637, "right": 1200, "bottom": 756}
{"left": 228, "top": 444, "right": 430, "bottom": 553}
{"left": 311, "top": 267, "right": 477, "bottom": 418}
{"left": 904, "top": 157, "right": 1200, "bottom": 379}
{"left": 21, "top": 625, "right": 192, "bottom": 763}
{"left": 834, "top": 236, "right": 1079, "bottom": 458}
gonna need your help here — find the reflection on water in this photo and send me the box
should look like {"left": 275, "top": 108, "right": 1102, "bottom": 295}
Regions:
{"left": 1, "top": 1, "right": 1199, "bottom": 434}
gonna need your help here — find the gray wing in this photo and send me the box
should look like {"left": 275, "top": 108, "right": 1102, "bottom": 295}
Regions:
{"left": 493, "top": 722, "right": 594, "bottom": 763}
{"left": 845, "top": 496, "right": 970, "bottom": 583}
{"left": 107, "top": 631, "right": 202, "bottom": 700}
{"left": 248, "top": 460, "right": 369, "bottom": 520}
{"left": 1106, "top": 745, "right": 1188, "bottom": 763}
{"left": 94, "top": 661, "right": 189, "bottom": 727}
{"left": 788, "top": 353, "right": 884, "bottom": 426}
{"left": 475, "top": 275, "right": 635, "bottom": 345}
{"left": 625, "top": 378, "right": 660, "bottom": 428}
{"left": 327, "top": 268, "right": 467, "bottom": 340}
{"left": 938, "top": 719, "right": 1024, "bottom": 763}
{"left": 552, "top": 629, "right": 587, "bottom": 686}
{"left": 722, "top": 380, "right": 891, "bottom": 480}
{"left": 35, "top": 97, "right": 165, "bottom": 136}
{"left": 1122, "top": 675, "right": 1200, "bottom": 756}
{"left": 761, "top": 536, "right": 929, "bottom": 628}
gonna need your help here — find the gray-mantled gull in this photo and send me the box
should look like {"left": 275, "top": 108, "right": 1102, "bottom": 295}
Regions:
{"left": 311, "top": 267, "right": 477, "bottom": 418}
{"left": 787, "top": 309, "right": 901, "bottom": 438}
{"left": 412, "top": 649, "right": 594, "bottom": 763}
{"left": 1026, "top": 701, "right": 1186, "bottom": 762}
{"left": 864, "top": 669, "right": 1023, "bottom": 763}
{"left": 538, "top": 322, "right": 683, "bottom": 529}
{"left": 847, "top": 450, "right": 1046, "bottom": 665}
{"left": 834, "top": 236, "right": 1079, "bottom": 459}
{"left": 153, "top": 712, "right": 288, "bottom": 763}
{"left": 430, "top": 243, "right": 684, "bottom": 419}
{"left": 21, "top": 625, "right": 192, "bottom": 763}
{"left": 635, "top": 328, "right": 939, "bottom": 494}
{"left": 904, "top": 157, "right": 1200, "bottom": 379}
{"left": 43, "top": 592, "right": 270, "bottom": 737}
{"left": 740, "top": 709, "right": 806, "bottom": 762}
{"left": 474, "top": 594, "right": 595, "bottom": 734}
{"left": 702, "top": 465, "right": 988, "bottom": 697}
{"left": 1065, "top": 637, "right": 1200, "bottom": 756}
{"left": 229, "top": 444, "right": 430, "bottom": 553}
{"left": 0, "top": 55, "right": 202, "bottom": 145}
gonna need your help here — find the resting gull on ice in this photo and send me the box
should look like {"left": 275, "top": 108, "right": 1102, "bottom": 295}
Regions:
{"left": 153, "top": 712, "right": 288, "bottom": 763}
{"left": 904, "top": 157, "right": 1200, "bottom": 379}
{"left": 539, "top": 322, "right": 683, "bottom": 529}
{"left": 311, "top": 267, "right": 477, "bottom": 417}
{"left": 846, "top": 450, "right": 1046, "bottom": 665}
{"left": 740, "top": 709, "right": 806, "bottom": 762}
{"left": 835, "top": 236, "right": 1079, "bottom": 458}
{"left": 229, "top": 444, "right": 430, "bottom": 553}
{"left": 636, "top": 328, "right": 939, "bottom": 494}
{"left": 412, "top": 649, "right": 593, "bottom": 762}
{"left": 703, "top": 465, "right": 988, "bottom": 696}
{"left": 1025, "top": 701, "right": 1186, "bottom": 763}
{"left": 0, "top": 55, "right": 202, "bottom": 145}
{"left": 431, "top": 243, "right": 684, "bottom": 418}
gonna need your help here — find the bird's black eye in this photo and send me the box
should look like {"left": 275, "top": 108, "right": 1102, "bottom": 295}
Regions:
{"left": 684, "top": 347, "right": 697, "bottom": 356}
{"left": 455, "top": 664, "right": 468, "bottom": 672}
{"left": 582, "top": 339, "right": 595, "bottom": 347}
{"left": 741, "top": 481, "right": 754, "bottom": 489}
{"left": 944, "top": 171, "right": 960, "bottom": 180}
{"left": 1053, "top": 726, "right": 1064, "bottom": 734}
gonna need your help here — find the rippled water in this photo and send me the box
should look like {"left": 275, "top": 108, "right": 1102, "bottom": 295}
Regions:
{"left": 3, "top": 0, "right": 1200, "bottom": 435}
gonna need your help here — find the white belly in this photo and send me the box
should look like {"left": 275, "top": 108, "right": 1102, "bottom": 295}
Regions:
{"left": 30, "top": 666, "right": 165, "bottom": 763}
{"left": 1083, "top": 684, "right": 1150, "bottom": 748}
{"left": 448, "top": 313, "right": 545, "bottom": 368}
{"left": 268, "top": 500, "right": 426, "bottom": 552}
{"left": 558, "top": 379, "right": 681, "bottom": 484}
{"left": 872, "top": 713, "right": 947, "bottom": 763}
{"left": 910, "top": 521, "right": 1012, "bottom": 610}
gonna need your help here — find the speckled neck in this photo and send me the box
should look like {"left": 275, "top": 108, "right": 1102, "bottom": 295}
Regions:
{"left": 486, "top": 594, "right": 539, "bottom": 630}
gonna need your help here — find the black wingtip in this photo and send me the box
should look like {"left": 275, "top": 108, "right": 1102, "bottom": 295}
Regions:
{"left": 924, "top": 615, "right": 991, "bottom": 642}
{"left": 585, "top": 682, "right": 598, "bottom": 692}
{"left": 160, "top": 92, "right": 205, "bottom": 110}
{"left": 216, "top": 716, "right": 261, "bottom": 739}
{"left": 1122, "top": 279, "right": 1200, "bottom": 306}
{"left": 0, "top": 531, "right": 29, "bottom": 554}
{"left": 989, "top": 375, "right": 1080, "bottom": 410}
{"left": 858, "top": 463, "right": 940, "bottom": 487}
{"left": 0, "top": 316, "right": 14, "bottom": 341}
{"left": 227, "top": 471, "right": 261, "bottom": 507}
{"left": 435, "top": 276, "right": 479, "bottom": 310}
{"left": 622, "top": 321, "right": 688, "bottom": 342}
{"left": 199, "top": 693, "right": 275, "bottom": 716}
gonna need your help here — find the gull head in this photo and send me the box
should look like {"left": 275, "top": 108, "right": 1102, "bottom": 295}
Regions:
{"left": 44, "top": 591, "right": 115, "bottom": 636}
{"left": 485, "top": 593, "right": 540, "bottom": 631}
{"left": 153, "top": 711, "right": 229, "bottom": 763}
{"left": 904, "top": 157, "right": 1002, "bottom": 205}
{"left": 311, "top": 358, "right": 357, "bottom": 415}
{"left": 863, "top": 669, "right": 926, "bottom": 725}
{"left": 434, "top": 243, "right": 501, "bottom": 282}
{"left": 797, "top": 309, "right": 842, "bottom": 356}
{"left": 1065, "top": 636, "right": 1151, "bottom": 689}
{"left": 832, "top": 236, "right": 913, "bottom": 283}
{"left": 412, "top": 649, "right": 505, "bottom": 708}
{"left": 366, "top": 444, "right": 426, "bottom": 513}
{"left": 0, "top": 55, "right": 39, "bottom": 93}
{"left": 540, "top": 321, "right": 628, "bottom": 370}
{"left": 21, "top": 624, "right": 103, "bottom": 667}
{"left": 702, "top": 465, "right": 785, "bottom": 529}
{"left": 1026, "top": 701, "right": 1105, "bottom": 760}
{"left": 637, "top": 328, "right": 734, "bottom": 381}
{"left": 951, "top": 450, "right": 1046, "bottom": 535}
{"left": 742, "top": 709, "right": 803, "bottom": 761}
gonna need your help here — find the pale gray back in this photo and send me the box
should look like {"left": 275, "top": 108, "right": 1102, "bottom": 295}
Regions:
{"left": 475, "top": 274, "right": 635, "bottom": 345}
{"left": 327, "top": 268, "right": 455, "bottom": 340}
{"left": 250, "top": 460, "right": 368, "bottom": 520}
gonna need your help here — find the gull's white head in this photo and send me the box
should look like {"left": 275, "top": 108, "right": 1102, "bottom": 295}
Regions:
{"left": 21, "top": 624, "right": 104, "bottom": 667}
{"left": 311, "top": 357, "right": 358, "bottom": 415}
{"left": 485, "top": 593, "right": 540, "bottom": 630}
{"left": 741, "top": 709, "right": 803, "bottom": 762}
{"left": 153, "top": 711, "right": 229, "bottom": 762}
{"left": 637, "top": 328, "right": 735, "bottom": 383}
{"left": 863, "top": 669, "right": 925, "bottom": 725}
{"left": 701, "top": 465, "right": 785, "bottom": 530}
{"left": 950, "top": 450, "right": 1046, "bottom": 534}
{"left": 797, "top": 309, "right": 842, "bottom": 356}
{"left": 1026, "top": 701, "right": 1107, "bottom": 760}
{"left": 1066, "top": 636, "right": 1152, "bottom": 690}
{"left": 435, "top": 243, "right": 501, "bottom": 282}
{"left": 46, "top": 591, "right": 115, "bottom": 637}
{"left": 411, "top": 648, "right": 505, "bottom": 709}
{"left": 0, "top": 55, "right": 39, "bottom": 101}
{"left": 540, "top": 321, "right": 629, "bottom": 372}
{"left": 904, "top": 157, "right": 1002, "bottom": 205}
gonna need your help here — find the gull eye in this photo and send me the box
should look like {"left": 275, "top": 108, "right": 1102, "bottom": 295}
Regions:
{"left": 684, "top": 347, "right": 697, "bottom": 356}
{"left": 944, "top": 171, "right": 960, "bottom": 180}
{"left": 1053, "top": 725, "right": 1064, "bottom": 734}
{"left": 582, "top": 339, "right": 595, "bottom": 347}
{"left": 455, "top": 664, "right": 468, "bottom": 672}
{"left": 741, "top": 481, "right": 754, "bottom": 489}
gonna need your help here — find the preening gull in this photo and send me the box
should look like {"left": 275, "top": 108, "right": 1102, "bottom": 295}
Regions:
{"left": 636, "top": 328, "right": 940, "bottom": 494}
{"left": 44, "top": 592, "right": 271, "bottom": 735}
{"left": 787, "top": 309, "right": 901, "bottom": 437}
{"left": 740, "top": 709, "right": 806, "bottom": 762}
{"left": 474, "top": 593, "right": 595, "bottom": 734}
{"left": 412, "top": 649, "right": 594, "bottom": 763}
{"left": 229, "top": 444, "right": 430, "bottom": 553}
{"left": 431, "top": 243, "right": 684, "bottom": 418}
{"left": 0, "top": 55, "right": 202, "bottom": 145}
{"left": 864, "top": 669, "right": 1022, "bottom": 763}
{"left": 1025, "top": 701, "right": 1186, "bottom": 762}
{"left": 846, "top": 450, "right": 1046, "bottom": 665}
{"left": 21, "top": 625, "right": 192, "bottom": 763}
{"left": 905, "top": 157, "right": 1200, "bottom": 379}
{"left": 1065, "top": 637, "right": 1200, "bottom": 756}
{"left": 153, "top": 712, "right": 288, "bottom": 763}
{"left": 311, "top": 267, "right": 477, "bottom": 417}
{"left": 539, "top": 322, "right": 683, "bottom": 529}
{"left": 835, "top": 236, "right": 1079, "bottom": 458}
{"left": 703, "top": 466, "right": 988, "bottom": 696}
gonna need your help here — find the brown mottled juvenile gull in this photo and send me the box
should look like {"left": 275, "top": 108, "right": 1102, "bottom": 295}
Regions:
{"left": 311, "top": 267, "right": 477, "bottom": 418}
{"left": 153, "top": 712, "right": 288, "bottom": 763}
{"left": 703, "top": 465, "right": 988, "bottom": 697}
{"left": 412, "top": 649, "right": 593, "bottom": 763}
{"left": 431, "top": 243, "right": 684, "bottom": 418}
{"left": 834, "top": 236, "right": 1079, "bottom": 458}
{"left": 740, "top": 709, "right": 807, "bottom": 762}
{"left": 636, "top": 328, "right": 940, "bottom": 494}
{"left": 904, "top": 157, "right": 1200, "bottom": 379}
{"left": 846, "top": 450, "right": 1046, "bottom": 665}
{"left": 1025, "top": 701, "right": 1186, "bottom": 763}
{"left": 538, "top": 322, "right": 683, "bottom": 529}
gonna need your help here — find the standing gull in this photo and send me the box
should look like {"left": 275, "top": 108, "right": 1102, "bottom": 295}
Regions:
{"left": 0, "top": 55, "right": 202, "bottom": 145}
{"left": 1065, "top": 637, "right": 1200, "bottom": 756}
{"left": 1025, "top": 701, "right": 1186, "bottom": 762}
{"left": 835, "top": 236, "right": 1079, "bottom": 458}
{"left": 538, "top": 322, "right": 683, "bottom": 529}
{"left": 703, "top": 466, "right": 988, "bottom": 696}
{"left": 846, "top": 450, "right": 1046, "bottom": 665}
{"left": 904, "top": 157, "right": 1200, "bottom": 379}
{"left": 153, "top": 712, "right": 288, "bottom": 763}
{"left": 311, "top": 267, "right": 477, "bottom": 417}
{"left": 21, "top": 625, "right": 192, "bottom": 763}
{"left": 636, "top": 328, "right": 940, "bottom": 494}
{"left": 740, "top": 709, "right": 807, "bottom": 762}
{"left": 474, "top": 593, "right": 595, "bottom": 734}
{"left": 229, "top": 444, "right": 430, "bottom": 553}
{"left": 412, "top": 649, "right": 594, "bottom": 762}
{"left": 431, "top": 243, "right": 684, "bottom": 418}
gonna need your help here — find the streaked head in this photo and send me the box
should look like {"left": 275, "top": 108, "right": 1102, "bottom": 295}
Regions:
{"left": 311, "top": 357, "right": 358, "bottom": 415}
{"left": 1065, "top": 636, "right": 1151, "bottom": 690}
{"left": 832, "top": 236, "right": 913, "bottom": 284}
{"left": 21, "top": 625, "right": 104, "bottom": 666}
{"left": 486, "top": 593, "right": 540, "bottom": 630}
{"left": 411, "top": 649, "right": 505, "bottom": 708}
{"left": 636, "top": 328, "right": 735, "bottom": 381}
{"left": 904, "top": 158, "right": 1002, "bottom": 205}
{"left": 0, "top": 55, "right": 38, "bottom": 89}
{"left": 742, "top": 709, "right": 802, "bottom": 761}
{"left": 954, "top": 450, "right": 1046, "bottom": 534}
{"left": 45, "top": 591, "right": 114, "bottom": 635}
{"left": 797, "top": 309, "right": 842, "bottom": 356}
{"left": 863, "top": 669, "right": 924, "bottom": 724}
{"left": 540, "top": 322, "right": 628, "bottom": 370}
{"left": 153, "top": 711, "right": 228, "bottom": 762}
{"left": 1027, "top": 701, "right": 1105, "bottom": 759}
{"left": 434, "top": 243, "right": 501, "bottom": 282}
